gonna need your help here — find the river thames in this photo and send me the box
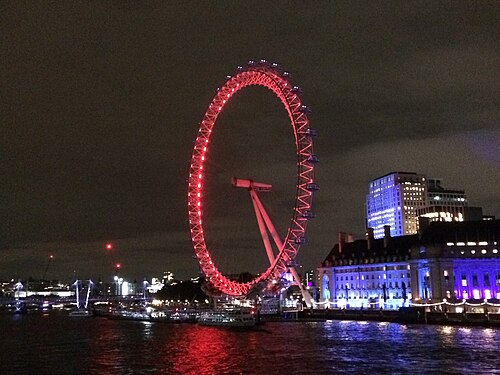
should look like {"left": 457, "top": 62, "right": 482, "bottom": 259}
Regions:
{"left": 1, "top": 312, "right": 499, "bottom": 374}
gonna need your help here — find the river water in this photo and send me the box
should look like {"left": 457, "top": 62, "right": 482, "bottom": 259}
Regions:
{"left": 1, "top": 311, "right": 499, "bottom": 374}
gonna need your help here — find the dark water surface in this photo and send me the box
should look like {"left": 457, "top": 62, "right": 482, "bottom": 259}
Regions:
{"left": 1, "top": 312, "right": 499, "bottom": 374}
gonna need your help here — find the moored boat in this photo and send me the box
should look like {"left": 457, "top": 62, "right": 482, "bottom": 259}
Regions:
{"left": 198, "top": 308, "right": 256, "bottom": 328}
{"left": 69, "top": 309, "right": 92, "bottom": 317}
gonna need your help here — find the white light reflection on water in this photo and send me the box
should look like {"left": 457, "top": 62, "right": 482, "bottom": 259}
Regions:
{"left": 459, "top": 327, "right": 472, "bottom": 334}
{"left": 482, "top": 328, "right": 494, "bottom": 339}
{"left": 141, "top": 320, "right": 153, "bottom": 339}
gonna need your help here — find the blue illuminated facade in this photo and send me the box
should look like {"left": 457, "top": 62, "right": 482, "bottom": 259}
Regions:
{"left": 318, "top": 229, "right": 418, "bottom": 310}
{"left": 318, "top": 220, "right": 500, "bottom": 310}
{"left": 411, "top": 220, "right": 500, "bottom": 302}
{"left": 366, "top": 172, "right": 426, "bottom": 239}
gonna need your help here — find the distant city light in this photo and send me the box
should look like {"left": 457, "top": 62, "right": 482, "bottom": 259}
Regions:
{"left": 122, "top": 281, "right": 129, "bottom": 296}
{"left": 105, "top": 243, "right": 113, "bottom": 250}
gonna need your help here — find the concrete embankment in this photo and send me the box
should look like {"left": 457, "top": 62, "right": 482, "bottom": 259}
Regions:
{"left": 267, "top": 308, "right": 500, "bottom": 327}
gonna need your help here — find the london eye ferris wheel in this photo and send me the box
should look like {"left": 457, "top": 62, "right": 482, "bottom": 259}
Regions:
{"left": 187, "top": 60, "right": 318, "bottom": 298}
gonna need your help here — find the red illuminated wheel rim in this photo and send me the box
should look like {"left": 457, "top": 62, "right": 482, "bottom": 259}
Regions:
{"left": 187, "top": 60, "right": 316, "bottom": 297}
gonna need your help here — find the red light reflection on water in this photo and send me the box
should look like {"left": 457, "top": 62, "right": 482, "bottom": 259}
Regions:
{"left": 87, "top": 321, "right": 260, "bottom": 373}
{"left": 169, "top": 327, "right": 233, "bottom": 374}
{"left": 88, "top": 318, "right": 126, "bottom": 373}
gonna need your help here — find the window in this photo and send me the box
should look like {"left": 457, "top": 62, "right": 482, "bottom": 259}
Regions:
{"left": 461, "top": 275, "right": 467, "bottom": 287}
{"left": 472, "top": 274, "right": 478, "bottom": 287}
{"left": 484, "top": 273, "right": 490, "bottom": 286}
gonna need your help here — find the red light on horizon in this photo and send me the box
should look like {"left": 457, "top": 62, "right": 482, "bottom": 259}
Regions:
{"left": 115, "top": 263, "right": 121, "bottom": 269}
{"left": 106, "top": 243, "right": 113, "bottom": 250}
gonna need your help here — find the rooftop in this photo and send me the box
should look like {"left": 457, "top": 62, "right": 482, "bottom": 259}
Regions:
{"left": 321, "top": 220, "right": 500, "bottom": 267}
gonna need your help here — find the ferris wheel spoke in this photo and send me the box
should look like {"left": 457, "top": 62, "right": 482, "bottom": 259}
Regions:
{"left": 249, "top": 188, "right": 284, "bottom": 252}
{"left": 249, "top": 188, "right": 276, "bottom": 265}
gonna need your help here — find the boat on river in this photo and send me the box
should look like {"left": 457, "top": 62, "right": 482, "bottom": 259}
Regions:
{"left": 69, "top": 309, "right": 92, "bottom": 317}
{"left": 198, "top": 308, "right": 256, "bottom": 328}
{"left": 108, "top": 307, "right": 198, "bottom": 323}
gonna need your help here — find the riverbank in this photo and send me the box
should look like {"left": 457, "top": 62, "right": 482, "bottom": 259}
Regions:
{"left": 275, "top": 308, "right": 500, "bottom": 327}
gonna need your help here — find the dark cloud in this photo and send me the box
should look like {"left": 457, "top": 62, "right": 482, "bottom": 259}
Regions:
{"left": 1, "top": 2, "right": 498, "bottom": 281}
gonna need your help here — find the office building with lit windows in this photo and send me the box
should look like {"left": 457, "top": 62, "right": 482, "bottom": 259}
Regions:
{"left": 366, "top": 172, "right": 426, "bottom": 239}
{"left": 417, "top": 178, "right": 468, "bottom": 223}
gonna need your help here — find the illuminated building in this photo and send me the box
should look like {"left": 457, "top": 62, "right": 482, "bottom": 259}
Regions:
{"left": 318, "top": 220, "right": 500, "bottom": 309}
{"left": 304, "top": 269, "right": 318, "bottom": 301}
{"left": 366, "top": 172, "right": 426, "bottom": 239}
{"left": 318, "top": 227, "right": 418, "bottom": 310}
{"left": 304, "top": 269, "right": 315, "bottom": 288}
{"left": 5, "top": 280, "right": 73, "bottom": 298}
{"left": 410, "top": 220, "right": 500, "bottom": 302}
{"left": 148, "top": 278, "right": 165, "bottom": 294}
{"left": 162, "top": 271, "right": 175, "bottom": 285}
{"left": 417, "top": 178, "right": 468, "bottom": 223}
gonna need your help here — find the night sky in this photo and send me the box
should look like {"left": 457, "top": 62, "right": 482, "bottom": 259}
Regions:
{"left": 1, "top": 2, "right": 499, "bottom": 282}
